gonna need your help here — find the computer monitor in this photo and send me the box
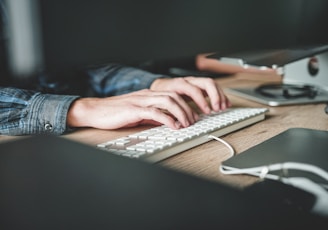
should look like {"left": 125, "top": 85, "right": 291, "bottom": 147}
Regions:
{"left": 4, "top": 0, "right": 328, "bottom": 79}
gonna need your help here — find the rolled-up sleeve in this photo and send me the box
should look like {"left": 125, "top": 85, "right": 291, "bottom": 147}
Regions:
{"left": 0, "top": 87, "right": 79, "bottom": 136}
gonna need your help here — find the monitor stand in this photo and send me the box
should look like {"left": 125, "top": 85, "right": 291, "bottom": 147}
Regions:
{"left": 224, "top": 47, "right": 328, "bottom": 106}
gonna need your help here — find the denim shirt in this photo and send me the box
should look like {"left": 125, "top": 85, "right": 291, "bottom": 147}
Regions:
{"left": 0, "top": 64, "right": 169, "bottom": 136}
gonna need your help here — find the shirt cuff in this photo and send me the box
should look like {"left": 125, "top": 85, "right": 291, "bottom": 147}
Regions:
{"left": 22, "top": 93, "right": 80, "bottom": 135}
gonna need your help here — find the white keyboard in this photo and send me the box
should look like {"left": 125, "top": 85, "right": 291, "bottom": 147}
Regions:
{"left": 97, "top": 108, "right": 268, "bottom": 163}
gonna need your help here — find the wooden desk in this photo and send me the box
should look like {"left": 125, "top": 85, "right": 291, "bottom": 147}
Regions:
{"left": 1, "top": 73, "right": 328, "bottom": 188}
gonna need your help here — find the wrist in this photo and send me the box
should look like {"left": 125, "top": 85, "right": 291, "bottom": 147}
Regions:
{"left": 66, "top": 98, "right": 93, "bottom": 128}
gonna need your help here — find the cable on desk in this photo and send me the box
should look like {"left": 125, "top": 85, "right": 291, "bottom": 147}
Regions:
{"left": 208, "top": 135, "right": 235, "bottom": 158}
{"left": 220, "top": 162, "right": 328, "bottom": 182}
{"left": 220, "top": 161, "right": 328, "bottom": 217}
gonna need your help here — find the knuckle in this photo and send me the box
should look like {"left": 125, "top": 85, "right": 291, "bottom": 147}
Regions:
{"left": 204, "top": 78, "right": 216, "bottom": 85}
{"left": 162, "top": 95, "right": 176, "bottom": 104}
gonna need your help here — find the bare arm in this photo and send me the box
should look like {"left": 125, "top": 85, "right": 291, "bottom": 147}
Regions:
{"left": 67, "top": 89, "right": 198, "bottom": 130}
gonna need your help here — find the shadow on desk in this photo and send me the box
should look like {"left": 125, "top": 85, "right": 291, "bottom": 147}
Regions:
{"left": 0, "top": 135, "right": 327, "bottom": 229}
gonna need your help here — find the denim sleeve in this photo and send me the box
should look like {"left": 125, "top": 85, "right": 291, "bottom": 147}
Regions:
{"left": 0, "top": 87, "right": 79, "bottom": 136}
{"left": 87, "top": 63, "right": 171, "bottom": 97}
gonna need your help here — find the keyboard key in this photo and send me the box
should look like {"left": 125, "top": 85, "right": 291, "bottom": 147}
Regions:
{"left": 97, "top": 108, "right": 268, "bottom": 163}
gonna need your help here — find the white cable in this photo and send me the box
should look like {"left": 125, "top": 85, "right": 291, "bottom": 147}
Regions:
{"left": 220, "top": 160, "right": 328, "bottom": 217}
{"left": 220, "top": 162, "right": 328, "bottom": 183}
{"left": 208, "top": 135, "right": 235, "bottom": 158}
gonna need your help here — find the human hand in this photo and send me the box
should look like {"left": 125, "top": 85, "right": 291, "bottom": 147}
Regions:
{"left": 66, "top": 89, "right": 199, "bottom": 130}
{"left": 150, "top": 77, "right": 231, "bottom": 114}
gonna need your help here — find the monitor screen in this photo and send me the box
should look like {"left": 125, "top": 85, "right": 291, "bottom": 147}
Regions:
{"left": 4, "top": 0, "right": 328, "bottom": 79}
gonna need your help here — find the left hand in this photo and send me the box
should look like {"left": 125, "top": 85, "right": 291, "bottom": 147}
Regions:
{"left": 150, "top": 76, "right": 231, "bottom": 114}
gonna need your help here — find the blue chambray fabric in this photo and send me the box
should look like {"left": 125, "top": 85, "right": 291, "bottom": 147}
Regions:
{"left": 0, "top": 87, "right": 79, "bottom": 135}
{"left": 87, "top": 63, "right": 167, "bottom": 97}
{"left": 0, "top": 64, "right": 169, "bottom": 136}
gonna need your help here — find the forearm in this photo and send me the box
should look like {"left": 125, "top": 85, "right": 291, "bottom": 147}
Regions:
{"left": 0, "top": 87, "right": 79, "bottom": 135}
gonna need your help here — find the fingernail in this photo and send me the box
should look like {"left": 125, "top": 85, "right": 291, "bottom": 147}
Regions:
{"left": 221, "top": 102, "right": 226, "bottom": 110}
{"left": 175, "top": 121, "right": 182, "bottom": 129}
{"left": 184, "top": 120, "right": 190, "bottom": 127}
{"left": 213, "top": 102, "right": 220, "bottom": 111}
{"left": 194, "top": 113, "right": 200, "bottom": 121}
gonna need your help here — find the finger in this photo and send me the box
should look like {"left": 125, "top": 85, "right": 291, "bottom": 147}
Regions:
{"left": 185, "top": 77, "right": 230, "bottom": 111}
{"left": 214, "top": 85, "right": 230, "bottom": 111}
{"left": 191, "top": 77, "right": 222, "bottom": 111}
{"left": 149, "top": 78, "right": 210, "bottom": 116}
{"left": 173, "top": 78, "right": 212, "bottom": 114}
{"left": 131, "top": 94, "right": 196, "bottom": 127}
{"left": 160, "top": 91, "right": 199, "bottom": 123}
{"left": 136, "top": 107, "right": 182, "bottom": 129}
